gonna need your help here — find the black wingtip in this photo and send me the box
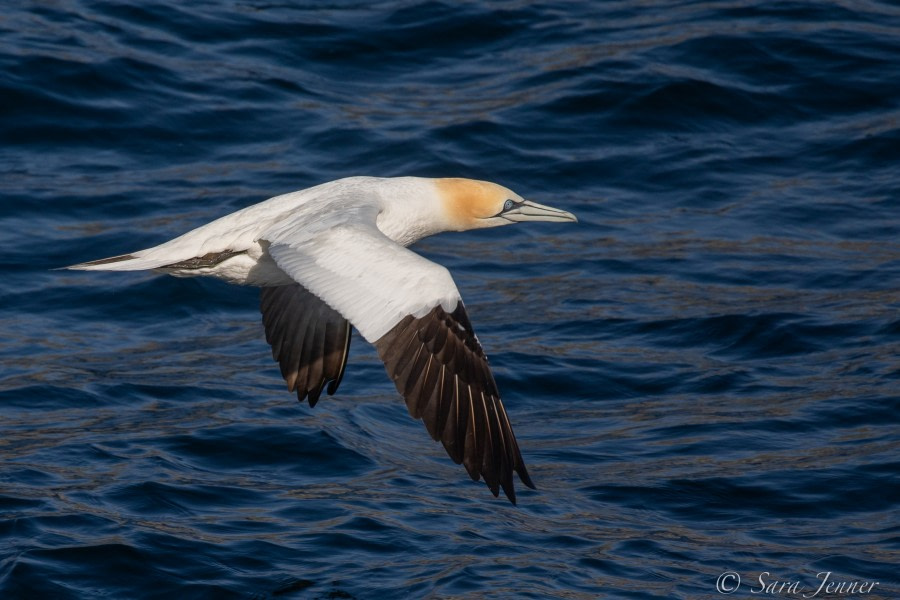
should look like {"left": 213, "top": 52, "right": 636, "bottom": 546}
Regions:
{"left": 497, "top": 468, "right": 537, "bottom": 505}
{"left": 307, "top": 383, "right": 326, "bottom": 407}
{"left": 518, "top": 466, "right": 537, "bottom": 490}
{"left": 326, "top": 378, "right": 340, "bottom": 395}
{"left": 502, "top": 484, "right": 517, "bottom": 505}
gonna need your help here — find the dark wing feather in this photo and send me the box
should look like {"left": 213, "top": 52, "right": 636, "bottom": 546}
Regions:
{"left": 374, "top": 303, "right": 534, "bottom": 503}
{"left": 260, "top": 284, "right": 350, "bottom": 407}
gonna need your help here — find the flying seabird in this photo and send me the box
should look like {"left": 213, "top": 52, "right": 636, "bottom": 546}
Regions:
{"left": 66, "top": 176, "right": 577, "bottom": 503}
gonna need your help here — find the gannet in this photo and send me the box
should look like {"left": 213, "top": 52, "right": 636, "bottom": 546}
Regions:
{"left": 66, "top": 176, "right": 577, "bottom": 503}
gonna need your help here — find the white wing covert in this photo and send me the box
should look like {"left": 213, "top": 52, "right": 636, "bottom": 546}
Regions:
{"left": 265, "top": 215, "right": 459, "bottom": 343}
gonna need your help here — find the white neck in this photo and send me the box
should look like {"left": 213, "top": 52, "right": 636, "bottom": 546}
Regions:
{"left": 374, "top": 177, "right": 449, "bottom": 246}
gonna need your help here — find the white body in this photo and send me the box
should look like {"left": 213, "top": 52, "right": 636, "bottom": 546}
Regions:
{"left": 70, "top": 176, "right": 557, "bottom": 342}
{"left": 106, "top": 177, "right": 450, "bottom": 285}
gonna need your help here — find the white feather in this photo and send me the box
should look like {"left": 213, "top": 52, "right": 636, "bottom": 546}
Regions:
{"left": 264, "top": 213, "right": 460, "bottom": 342}
{"left": 66, "top": 176, "right": 475, "bottom": 338}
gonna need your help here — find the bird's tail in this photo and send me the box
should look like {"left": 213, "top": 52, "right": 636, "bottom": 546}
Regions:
{"left": 63, "top": 252, "right": 173, "bottom": 272}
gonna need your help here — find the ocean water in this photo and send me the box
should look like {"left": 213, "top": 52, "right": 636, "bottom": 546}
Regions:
{"left": 1, "top": 1, "right": 899, "bottom": 598}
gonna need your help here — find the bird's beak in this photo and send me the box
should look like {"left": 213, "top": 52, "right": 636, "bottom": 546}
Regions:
{"left": 504, "top": 200, "right": 578, "bottom": 223}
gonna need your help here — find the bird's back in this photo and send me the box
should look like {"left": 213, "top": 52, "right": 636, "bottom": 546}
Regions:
{"left": 67, "top": 176, "right": 384, "bottom": 278}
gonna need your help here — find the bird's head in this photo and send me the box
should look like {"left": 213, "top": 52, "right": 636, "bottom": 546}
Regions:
{"left": 435, "top": 178, "right": 577, "bottom": 231}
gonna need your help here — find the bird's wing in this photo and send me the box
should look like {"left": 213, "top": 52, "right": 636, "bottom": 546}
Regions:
{"left": 262, "top": 219, "right": 534, "bottom": 503}
{"left": 260, "top": 283, "right": 350, "bottom": 407}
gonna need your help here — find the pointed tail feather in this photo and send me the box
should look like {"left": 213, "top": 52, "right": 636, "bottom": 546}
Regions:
{"left": 63, "top": 253, "right": 172, "bottom": 271}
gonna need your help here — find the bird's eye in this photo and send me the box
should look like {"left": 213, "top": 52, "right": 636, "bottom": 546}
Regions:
{"left": 503, "top": 199, "right": 515, "bottom": 211}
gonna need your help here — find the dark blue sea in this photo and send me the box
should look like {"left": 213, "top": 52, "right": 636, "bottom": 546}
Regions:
{"left": 2, "top": 1, "right": 899, "bottom": 598}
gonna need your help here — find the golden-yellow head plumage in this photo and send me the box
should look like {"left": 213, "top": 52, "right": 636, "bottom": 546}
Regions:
{"left": 435, "top": 178, "right": 520, "bottom": 230}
